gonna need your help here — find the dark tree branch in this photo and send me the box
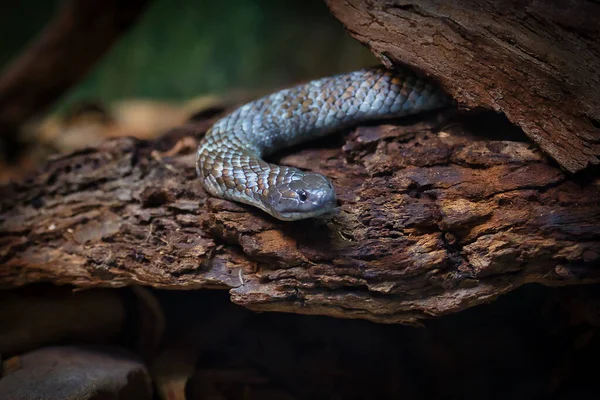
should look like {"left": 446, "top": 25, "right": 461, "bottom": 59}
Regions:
{"left": 0, "top": 0, "right": 150, "bottom": 138}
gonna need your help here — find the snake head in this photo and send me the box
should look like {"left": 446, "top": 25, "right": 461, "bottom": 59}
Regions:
{"left": 265, "top": 172, "right": 337, "bottom": 221}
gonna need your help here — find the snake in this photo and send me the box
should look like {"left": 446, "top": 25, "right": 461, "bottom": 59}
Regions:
{"left": 196, "top": 65, "right": 451, "bottom": 221}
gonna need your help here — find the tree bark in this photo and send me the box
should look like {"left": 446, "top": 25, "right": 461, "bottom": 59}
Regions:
{"left": 325, "top": 0, "right": 600, "bottom": 174}
{"left": 1, "top": 110, "right": 598, "bottom": 324}
{"left": 1, "top": 0, "right": 599, "bottom": 324}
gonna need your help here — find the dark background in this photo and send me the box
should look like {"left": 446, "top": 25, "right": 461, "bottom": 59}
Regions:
{"left": 2, "top": 0, "right": 375, "bottom": 113}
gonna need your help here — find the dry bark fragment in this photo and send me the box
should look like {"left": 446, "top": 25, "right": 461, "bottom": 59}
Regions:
{"left": 325, "top": 0, "right": 600, "bottom": 173}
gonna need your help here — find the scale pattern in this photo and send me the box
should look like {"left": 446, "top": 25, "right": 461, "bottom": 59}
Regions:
{"left": 196, "top": 66, "right": 451, "bottom": 220}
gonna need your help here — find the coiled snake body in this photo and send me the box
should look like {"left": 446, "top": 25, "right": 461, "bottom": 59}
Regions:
{"left": 196, "top": 66, "right": 450, "bottom": 220}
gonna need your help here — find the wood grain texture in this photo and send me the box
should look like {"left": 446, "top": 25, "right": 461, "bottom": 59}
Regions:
{"left": 1, "top": 110, "right": 598, "bottom": 324}
{"left": 325, "top": 0, "right": 600, "bottom": 173}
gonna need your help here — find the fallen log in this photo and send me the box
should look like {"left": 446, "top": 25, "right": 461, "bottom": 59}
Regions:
{"left": 2, "top": 0, "right": 599, "bottom": 324}
{"left": 1, "top": 109, "right": 598, "bottom": 324}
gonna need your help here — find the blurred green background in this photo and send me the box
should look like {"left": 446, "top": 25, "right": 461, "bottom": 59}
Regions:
{"left": 1, "top": 0, "right": 376, "bottom": 111}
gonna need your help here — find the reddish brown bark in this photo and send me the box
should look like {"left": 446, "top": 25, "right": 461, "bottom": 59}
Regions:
{"left": 1, "top": 0, "right": 599, "bottom": 324}
{"left": 325, "top": 0, "right": 600, "bottom": 173}
{"left": 1, "top": 111, "right": 598, "bottom": 324}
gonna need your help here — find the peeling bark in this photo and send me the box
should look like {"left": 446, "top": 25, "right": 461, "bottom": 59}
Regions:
{"left": 325, "top": 0, "right": 600, "bottom": 173}
{"left": 1, "top": 110, "right": 598, "bottom": 324}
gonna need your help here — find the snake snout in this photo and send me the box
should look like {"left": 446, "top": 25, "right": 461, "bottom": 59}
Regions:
{"left": 296, "top": 173, "right": 336, "bottom": 208}
{"left": 310, "top": 185, "right": 336, "bottom": 209}
{"left": 265, "top": 172, "right": 337, "bottom": 220}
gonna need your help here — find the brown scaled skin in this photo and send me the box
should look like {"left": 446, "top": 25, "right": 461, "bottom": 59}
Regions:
{"left": 196, "top": 66, "right": 451, "bottom": 221}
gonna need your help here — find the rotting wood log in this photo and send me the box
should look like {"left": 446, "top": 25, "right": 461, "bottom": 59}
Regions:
{"left": 1, "top": 110, "right": 598, "bottom": 324}
{"left": 325, "top": 0, "right": 600, "bottom": 174}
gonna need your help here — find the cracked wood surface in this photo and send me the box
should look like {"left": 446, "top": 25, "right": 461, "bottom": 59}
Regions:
{"left": 1, "top": 110, "right": 599, "bottom": 324}
{"left": 325, "top": 0, "right": 600, "bottom": 174}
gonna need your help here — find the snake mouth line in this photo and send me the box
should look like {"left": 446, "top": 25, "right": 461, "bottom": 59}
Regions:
{"left": 270, "top": 198, "right": 337, "bottom": 221}
{"left": 273, "top": 208, "right": 336, "bottom": 221}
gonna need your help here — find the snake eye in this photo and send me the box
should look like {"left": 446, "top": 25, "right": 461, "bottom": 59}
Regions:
{"left": 297, "top": 190, "right": 308, "bottom": 202}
